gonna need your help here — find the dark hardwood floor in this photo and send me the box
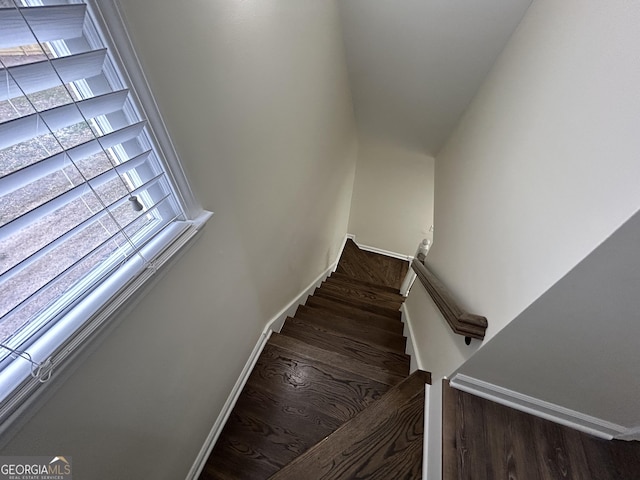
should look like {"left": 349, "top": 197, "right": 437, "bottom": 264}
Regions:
{"left": 443, "top": 380, "right": 640, "bottom": 480}
{"left": 199, "top": 240, "right": 427, "bottom": 479}
{"left": 336, "top": 239, "right": 409, "bottom": 290}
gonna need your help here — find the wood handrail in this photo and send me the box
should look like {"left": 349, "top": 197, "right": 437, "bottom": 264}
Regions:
{"left": 411, "top": 259, "right": 487, "bottom": 341}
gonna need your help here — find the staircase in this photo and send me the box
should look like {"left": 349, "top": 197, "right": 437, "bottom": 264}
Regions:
{"left": 199, "top": 240, "right": 431, "bottom": 479}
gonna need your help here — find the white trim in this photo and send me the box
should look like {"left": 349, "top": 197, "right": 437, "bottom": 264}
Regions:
{"left": 332, "top": 234, "right": 351, "bottom": 273}
{"left": 400, "top": 270, "right": 416, "bottom": 297}
{"left": 347, "top": 235, "right": 413, "bottom": 262}
{"left": 185, "top": 235, "right": 350, "bottom": 480}
{"left": 357, "top": 243, "right": 412, "bottom": 262}
{"left": 401, "top": 304, "right": 432, "bottom": 480}
{"left": 400, "top": 304, "right": 423, "bottom": 372}
{"left": 400, "top": 304, "right": 430, "bottom": 479}
{"left": 616, "top": 425, "right": 640, "bottom": 441}
{"left": 422, "top": 383, "right": 431, "bottom": 480}
{"left": 449, "top": 373, "right": 626, "bottom": 440}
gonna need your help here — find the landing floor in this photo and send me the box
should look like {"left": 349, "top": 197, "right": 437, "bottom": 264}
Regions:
{"left": 443, "top": 381, "right": 640, "bottom": 479}
{"left": 336, "top": 239, "right": 408, "bottom": 290}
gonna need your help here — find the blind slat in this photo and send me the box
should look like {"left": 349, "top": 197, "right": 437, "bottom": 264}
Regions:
{"left": 0, "top": 170, "right": 164, "bottom": 251}
{"left": 0, "top": 149, "right": 151, "bottom": 197}
{"left": 2, "top": 195, "right": 174, "bottom": 329}
{"left": 1, "top": 180, "right": 95, "bottom": 241}
{"left": 66, "top": 120, "right": 146, "bottom": 161}
{"left": 0, "top": 48, "right": 107, "bottom": 101}
{"left": 0, "top": 122, "right": 148, "bottom": 239}
{"left": 0, "top": 5, "right": 87, "bottom": 49}
{"left": 2, "top": 201, "right": 116, "bottom": 282}
{"left": 0, "top": 89, "right": 129, "bottom": 151}
{"left": 0, "top": 152, "right": 65, "bottom": 197}
{"left": 2, "top": 176, "right": 167, "bottom": 286}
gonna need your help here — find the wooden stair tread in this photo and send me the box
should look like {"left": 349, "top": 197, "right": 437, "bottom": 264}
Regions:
{"left": 330, "top": 270, "right": 402, "bottom": 295}
{"left": 258, "top": 339, "right": 393, "bottom": 413}
{"left": 319, "top": 280, "right": 404, "bottom": 313}
{"left": 268, "top": 370, "right": 431, "bottom": 480}
{"left": 324, "top": 275, "right": 405, "bottom": 304}
{"left": 313, "top": 287, "right": 401, "bottom": 319}
{"left": 294, "top": 306, "right": 407, "bottom": 353}
{"left": 201, "top": 437, "right": 276, "bottom": 480}
{"left": 296, "top": 304, "right": 405, "bottom": 340}
{"left": 270, "top": 332, "right": 405, "bottom": 387}
{"left": 236, "top": 383, "right": 342, "bottom": 439}
{"left": 208, "top": 408, "right": 308, "bottom": 475}
{"left": 281, "top": 317, "right": 410, "bottom": 376}
{"left": 305, "top": 295, "right": 403, "bottom": 333}
{"left": 314, "top": 285, "right": 403, "bottom": 318}
{"left": 201, "top": 340, "right": 394, "bottom": 479}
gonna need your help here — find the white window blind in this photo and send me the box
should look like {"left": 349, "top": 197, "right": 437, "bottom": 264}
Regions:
{"left": 0, "top": 0, "right": 209, "bottom": 424}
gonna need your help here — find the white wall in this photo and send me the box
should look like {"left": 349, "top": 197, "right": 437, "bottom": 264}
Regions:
{"left": 456, "top": 209, "right": 640, "bottom": 432}
{"left": 428, "top": 0, "right": 640, "bottom": 341}
{"left": 0, "top": 2, "right": 358, "bottom": 478}
{"left": 405, "top": 0, "right": 640, "bottom": 473}
{"left": 348, "top": 136, "right": 434, "bottom": 256}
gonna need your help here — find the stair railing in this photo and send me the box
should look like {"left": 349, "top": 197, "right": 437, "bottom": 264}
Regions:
{"left": 410, "top": 245, "right": 487, "bottom": 344}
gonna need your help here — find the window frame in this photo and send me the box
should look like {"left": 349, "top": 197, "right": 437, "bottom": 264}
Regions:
{"left": 0, "top": 0, "right": 211, "bottom": 438}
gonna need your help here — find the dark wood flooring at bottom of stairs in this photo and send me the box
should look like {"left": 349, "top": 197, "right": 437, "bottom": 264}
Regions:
{"left": 336, "top": 239, "right": 408, "bottom": 290}
{"left": 443, "top": 380, "right": 640, "bottom": 480}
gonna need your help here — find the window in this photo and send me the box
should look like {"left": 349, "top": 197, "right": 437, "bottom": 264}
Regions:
{"left": 0, "top": 0, "right": 209, "bottom": 423}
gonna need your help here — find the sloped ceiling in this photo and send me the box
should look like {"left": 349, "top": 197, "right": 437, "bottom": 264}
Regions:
{"left": 338, "top": 0, "right": 532, "bottom": 156}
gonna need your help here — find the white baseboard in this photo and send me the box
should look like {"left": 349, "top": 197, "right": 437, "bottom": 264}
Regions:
{"left": 616, "top": 425, "right": 640, "bottom": 441}
{"left": 449, "top": 373, "right": 626, "bottom": 440}
{"left": 185, "top": 235, "right": 349, "bottom": 480}
{"left": 333, "top": 234, "right": 352, "bottom": 273}
{"left": 422, "top": 383, "right": 431, "bottom": 480}
{"left": 348, "top": 234, "right": 413, "bottom": 262}
{"left": 400, "top": 271, "right": 416, "bottom": 297}
{"left": 400, "top": 303, "right": 430, "bottom": 479}
{"left": 400, "top": 304, "right": 423, "bottom": 373}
